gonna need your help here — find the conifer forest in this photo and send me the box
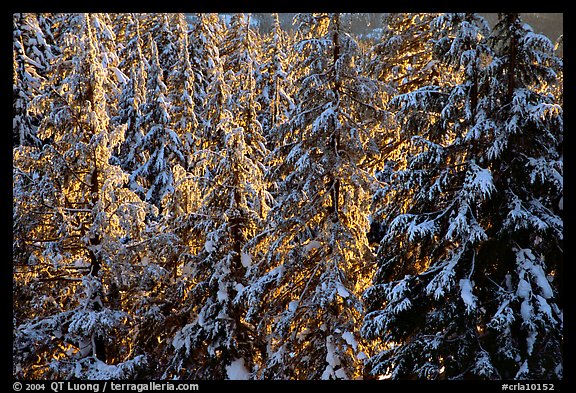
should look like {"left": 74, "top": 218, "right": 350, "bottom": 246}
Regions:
{"left": 13, "top": 13, "right": 563, "bottom": 380}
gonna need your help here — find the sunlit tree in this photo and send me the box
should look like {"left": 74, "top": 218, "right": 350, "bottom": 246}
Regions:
{"left": 165, "top": 24, "right": 271, "bottom": 375}
{"left": 369, "top": 13, "right": 443, "bottom": 96}
{"left": 12, "top": 11, "right": 562, "bottom": 381}
{"left": 13, "top": 13, "right": 148, "bottom": 379}
{"left": 245, "top": 13, "right": 380, "bottom": 380}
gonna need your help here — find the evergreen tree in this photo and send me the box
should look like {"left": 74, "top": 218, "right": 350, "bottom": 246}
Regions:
{"left": 365, "top": 13, "right": 445, "bottom": 206}
{"left": 129, "top": 38, "right": 186, "bottom": 209}
{"left": 245, "top": 13, "right": 379, "bottom": 380}
{"left": 221, "top": 13, "right": 269, "bottom": 190}
{"left": 141, "top": 13, "right": 180, "bottom": 73}
{"left": 369, "top": 13, "right": 443, "bottom": 96}
{"left": 12, "top": 11, "right": 563, "bottom": 381}
{"left": 187, "top": 13, "right": 224, "bottom": 123}
{"left": 222, "top": 14, "right": 261, "bottom": 78}
{"left": 116, "top": 13, "right": 148, "bottom": 82}
{"left": 13, "top": 13, "right": 147, "bottom": 379}
{"left": 166, "top": 28, "right": 271, "bottom": 376}
{"left": 361, "top": 13, "right": 562, "bottom": 380}
{"left": 258, "top": 13, "right": 295, "bottom": 149}
{"left": 13, "top": 13, "right": 56, "bottom": 147}
{"left": 481, "top": 13, "right": 563, "bottom": 379}
{"left": 113, "top": 14, "right": 148, "bottom": 172}
{"left": 166, "top": 13, "right": 199, "bottom": 171}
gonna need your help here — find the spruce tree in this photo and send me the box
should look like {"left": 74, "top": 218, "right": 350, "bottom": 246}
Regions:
{"left": 369, "top": 13, "right": 442, "bottom": 96}
{"left": 166, "top": 13, "right": 199, "bottom": 171}
{"left": 165, "top": 27, "right": 270, "bottom": 377}
{"left": 129, "top": 38, "right": 186, "bottom": 209}
{"left": 258, "top": 13, "right": 295, "bottom": 149}
{"left": 187, "top": 13, "right": 224, "bottom": 124}
{"left": 245, "top": 13, "right": 379, "bottom": 380}
{"left": 480, "top": 13, "right": 563, "bottom": 379}
{"left": 361, "top": 13, "right": 562, "bottom": 380}
{"left": 12, "top": 13, "right": 56, "bottom": 147}
{"left": 13, "top": 13, "right": 147, "bottom": 379}
{"left": 113, "top": 14, "right": 147, "bottom": 173}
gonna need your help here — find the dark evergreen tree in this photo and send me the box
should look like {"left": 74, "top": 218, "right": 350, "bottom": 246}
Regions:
{"left": 166, "top": 13, "right": 199, "bottom": 171}
{"left": 257, "top": 13, "right": 295, "bottom": 149}
{"left": 362, "top": 13, "right": 562, "bottom": 380}
{"left": 129, "top": 38, "right": 186, "bottom": 209}
{"left": 13, "top": 13, "right": 56, "bottom": 147}
{"left": 480, "top": 13, "right": 563, "bottom": 379}
{"left": 187, "top": 13, "right": 224, "bottom": 124}
{"left": 142, "top": 13, "right": 180, "bottom": 73}
{"left": 113, "top": 14, "right": 148, "bottom": 173}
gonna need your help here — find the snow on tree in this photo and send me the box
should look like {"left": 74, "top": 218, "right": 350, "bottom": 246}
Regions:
{"left": 257, "top": 13, "right": 296, "bottom": 149}
{"left": 480, "top": 13, "right": 563, "bottom": 379}
{"left": 129, "top": 38, "right": 186, "bottom": 209}
{"left": 13, "top": 13, "right": 148, "bottom": 379}
{"left": 166, "top": 13, "right": 199, "bottom": 171}
{"left": 187, "top": 13, "right": 225, "bottom": 124}
{"left": 139, "top": 13, "right": 180, "bottom": 73}
{"left": 361, "top": 13, "right": 562, "bottom": 380}
{"left": 115, "top": 14, "right": 147, "bottom": 79}
{"left": 165, "top": 50, "right": 270, "bottom": 377}
{"left": 12, "top": 13, "right": 56, "bottom": 147}
{"left": 222, "top": 14, "right": 261, "bottom": 77}
{"left": 369, "top": 13, "right": 443, "bottom": 96}
{"left": 365, "top": 13, "right": 446, "bottom": 211}
{"left": 111, "top": 14, "right": 147, "bottom": 173}
{"left": 12, "top": 11, "right": 563, "bottom": 381}
{"left": 90, "top": 13, "right": 123, "bottom": 90}
{"left": 221, "top": 13, "right": 270, "bottom": 213}
{"left": 244, "top": 13, "right": 380, "bottom": 380}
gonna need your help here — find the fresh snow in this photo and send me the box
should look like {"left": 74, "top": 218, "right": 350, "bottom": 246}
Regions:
{"left": 526, "top": 330, "right": 537, "bottom": 355}
{"left": 288, "top": 300, "right": 298, "bottom": 313}
{"left": 111, "top": 67, "right": 129, "bottom": 84}
{"left": 226, "top": 358, "right": 250, "bottom": 380}
{"left": 356, "top": 351, "right": 367, "bottom": 360}
{"left": 325, "top": 335, "right": 340, "bottom": 368}
{"left": 529, "top": 263, "right": 554, "bottom": 299}
{"left": 336, "top": 283, "right": 350, "bottom": 298}
{"left": 322, "top": 335, "right": 344, "bottom": 380}
{"left": 536, "top": 294, "right": 553, "bottom": 320}
{"left": 520, "top": 299, "right": 533, "bottom": 324}
{"left": 342, "top": 331, "right": 358, "bottom": 351}
{"left": 516, "top": 278, "right": 531, "bottom": 299}
{"left": 204, "top": 239, "right": 215, "bottom": 253}
{"left": 304, "top": 240, "right": 321, "bottom": 252}
{"left": 517, "top": 248, "right": 554, "bottom": 299}
{"left": 241, "top": 252, "right": 252, "bottom": 268}
{"left": 459, "top": 278, "right": 477, "bottom": 311}
{"left": 217, "top": 283, "right": 228, "bottom": 302}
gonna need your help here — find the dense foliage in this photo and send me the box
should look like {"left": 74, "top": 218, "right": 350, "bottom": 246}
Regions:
{"left": 13, "top": 12, "right": 562, "bottom": 380}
